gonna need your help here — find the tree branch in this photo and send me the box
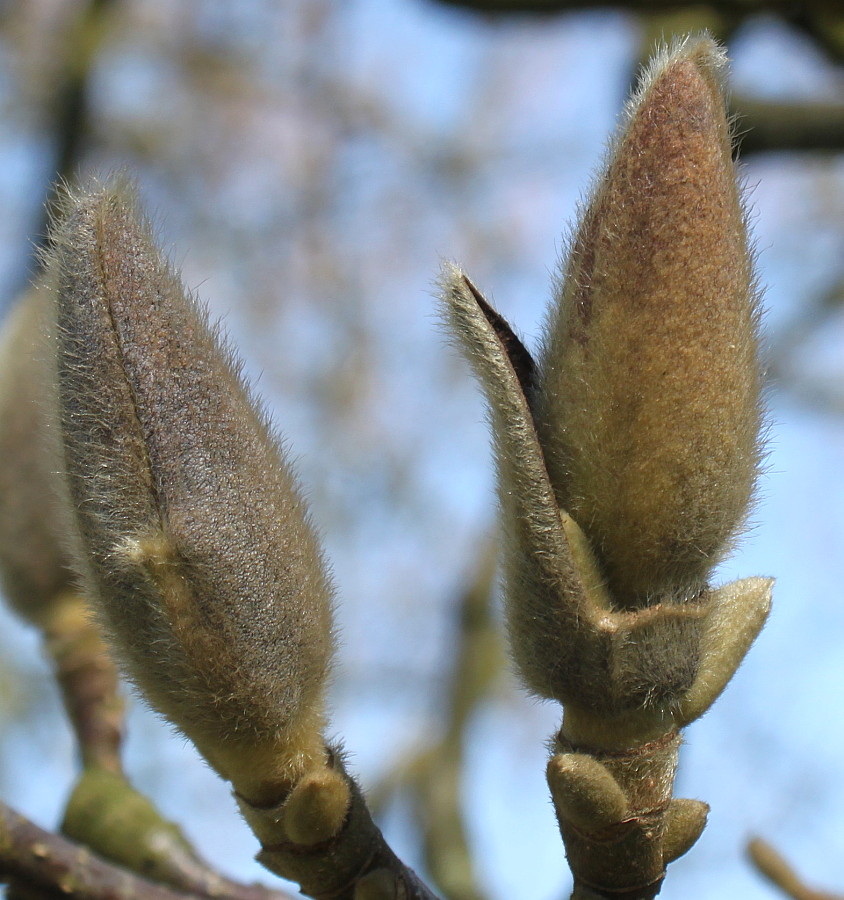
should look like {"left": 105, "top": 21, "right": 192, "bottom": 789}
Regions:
{"left": 60, "top": 770, "right": 293, "bottom": 900}
{"left": 369, "top": 538, "right": 500, "bottom": 900}
{"left": 427, "top": 1, "right": 844, "bottom": 67}
{"left": 0, "top": 801, "right": 295, "bottom": 900}
{"left": 25, "top": 0, "right": 118, "bottom": 281}
{"left": 428, "top": 0, "right": 842, "bottom": 18}
{"left": 734, "top": 96, "right": 844, "bottom": 155}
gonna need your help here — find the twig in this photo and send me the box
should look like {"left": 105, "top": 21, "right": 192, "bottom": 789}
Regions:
{"left": 39, "top": 592, "right": 124, "bottom": 773}
{"left": 763, "top": 277, "right": 844, "bottom": 413}
{"left": 0, "top": 800, "right": 298, "bottom": 900}
{"left": 60, "top": 769, "right": 293, "bottom": 900}
{"left": 428, "top": 1, "right": 844, "bottom": 71}
{"left": 19, "top": 0, "right": 118, "bottom": 293}
{"left": 415, "top": 539, "right": 499, "bottom": 900}
{"left": 748, "top": 837, "right": 844, "bottom": 900}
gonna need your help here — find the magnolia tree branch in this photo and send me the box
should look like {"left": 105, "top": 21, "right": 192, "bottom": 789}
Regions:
{"left": 0, "top": 801, "right": 295, "bottom": 900}
{"left": 0, "top": 26, "right": 776, "bottom": 900}
{"left": 59, "top": 770, "right": 294, "bottom": 900}
{"left": 239, "top": 748, "right": 443, "bottom": 900}
{"left": 440, "top": 35, "right": 771, "bottom": 899}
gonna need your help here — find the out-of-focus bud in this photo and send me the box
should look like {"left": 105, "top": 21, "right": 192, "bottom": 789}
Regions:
{"left": 45, "top": 179, "right": 335, "bottom": 802}
{"left": 0, "top": 282, "right": 125, "bottom": 771}
{"left": 536, "top": 35, "right": 764, "bottom": 606}
{"left": 0, "top": 280, "right": 74, "bottom": 621}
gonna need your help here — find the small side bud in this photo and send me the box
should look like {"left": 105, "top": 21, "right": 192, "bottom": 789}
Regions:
{"left": 662, "top": 798, "right": 708, "bottom": 864}
{"left": 45, "top": 179, "right": 335, "bottom": 798}
{"left": 536, "top": 35, "right": 764, "bottom": 606}
{"left": 677, "top": 576, "right": 772, "bottom": 725}
{"left": 547, "top": 753, "right": 628, "bottom": 833}
{"left": 281, "top": 767, "right": 351, "bottom": 846}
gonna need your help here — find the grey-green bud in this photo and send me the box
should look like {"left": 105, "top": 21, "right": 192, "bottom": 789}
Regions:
{"left": 45, "top": 179, "right": 335, "bottom": 795}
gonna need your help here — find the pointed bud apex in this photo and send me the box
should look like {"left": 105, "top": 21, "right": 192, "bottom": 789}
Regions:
{"left": 45, "top": 179, "right": 335, "bottom": 792}
{"left": 537, "top": 35, "right": 763, "bottom": 605}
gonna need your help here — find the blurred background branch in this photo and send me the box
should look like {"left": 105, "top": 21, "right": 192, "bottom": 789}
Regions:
{"left": 34, "top": 0, "right": 117, "bottom": 255}
{"left": 0, "top": 800, "right": 296, "bottom": 900}
{"left": 748, "top": 839, "right": 843, "bottom": 900}
{"left": 432, "top": 0, "right": 844, "bottom": 64}
{"left": 368, "top": 538, "right": 502, "bottom": 900}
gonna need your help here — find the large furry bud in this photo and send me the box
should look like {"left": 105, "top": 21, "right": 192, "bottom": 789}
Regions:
{"left": 536, "top": 35, "right": 763, "bottom": 607}
{"left": 46, "top": 179, "right": 335, "bottom": 800}
{"left": 441, "top": 36, "right": 769, "bottom": 720}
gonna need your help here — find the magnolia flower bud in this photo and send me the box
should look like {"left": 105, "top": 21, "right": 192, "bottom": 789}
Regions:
{"left": 536, "top": 35, "right": 763, "bottom": 606}
{"left": 444, "top": 34, "right": 771, "bottom": 896}
{"left": 441, "top": 35, "right": 770, "bottom": 722}
{"left": 45, "top": 179, "right": 335, "bottom": 796}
